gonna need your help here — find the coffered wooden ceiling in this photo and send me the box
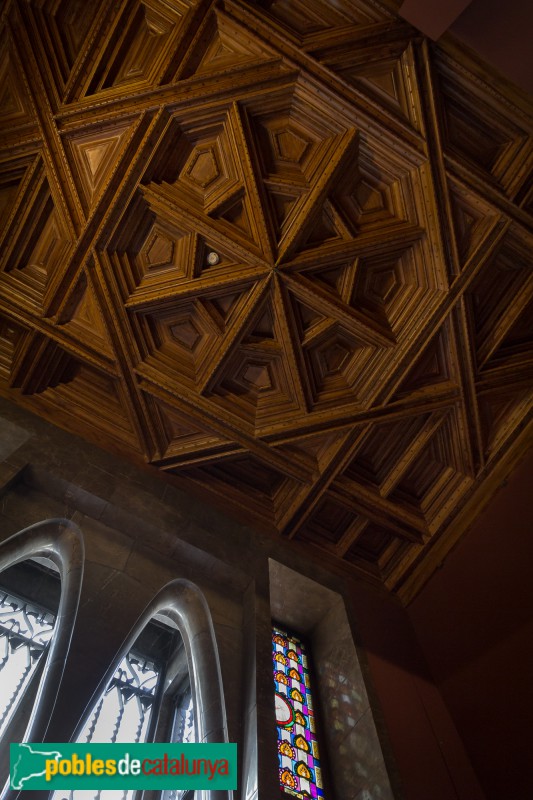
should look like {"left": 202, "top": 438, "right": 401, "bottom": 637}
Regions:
{"left": 0, "top": 0, "right": 531, "bottom": 601}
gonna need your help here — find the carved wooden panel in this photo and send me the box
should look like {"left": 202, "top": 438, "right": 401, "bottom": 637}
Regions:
{"left": 0, "top": 0, "right": 531, "bottom": 601}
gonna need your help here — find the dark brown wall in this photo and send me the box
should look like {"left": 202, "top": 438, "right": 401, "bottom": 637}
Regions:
{"left": 349, "top": 581, "right": 485, "bottom": 800}
{"left": 408, "top": 451, "right": 533, "bottom": 799}
{"left": 398, "top": 0, "right": 533, "bottom": 94}
{"left": 450, "top": 0, "right": 533, "bottom": 94}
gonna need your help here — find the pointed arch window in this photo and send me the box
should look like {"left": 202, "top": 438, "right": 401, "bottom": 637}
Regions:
{"left": 0, "top": 520, "right": 82, "bottom": 752}
{"left": 54, "top": 621, "right": 174, "bottom": 800}
{"left": 0, "top": 519, "right": 83, "bottom": 800}
{"left": 70, "top": 619, "right": 195, "bottom": 752}
{"left": 0, "top": 586, "right": 56, "bottom": 738}
{"left": 57, "top": 579, "right": 226, "bottom": 800}
{"left": 272, "top": 625, "right": 325, "bottom": 799}
{"left": 153, "top": 630, "right": 196, "bottom": 747}
{"left": 76, "top": 648, "right": 161, "bottom": 746}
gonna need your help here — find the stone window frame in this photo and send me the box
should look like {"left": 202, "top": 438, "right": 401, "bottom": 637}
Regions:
{"left": 267, "top": 560, "right": 396, "bottom": 800}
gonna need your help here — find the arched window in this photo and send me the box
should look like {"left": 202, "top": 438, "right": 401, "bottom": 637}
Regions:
{"left": 0, "top": 518, "right": 83, "bottom": 799}
{"left": 0, "top": 577, "right": 57, "bottom": 740}
{"left": 268, "top": 559, "right": 396, "bottom": 800}
{"left": 76, "top": 644, "right": 162, "bottom": 746}
{"left": 53, "top": 620, "right": 173, "bottom": 800}
{"left": 57, "top": 578, "right": 228, "bottom": 800}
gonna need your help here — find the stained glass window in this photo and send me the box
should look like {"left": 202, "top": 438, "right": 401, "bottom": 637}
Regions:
{"left": 272, "top": 626, "right": 324, "bottom": 799}
{"left": 0, "top": 588, "right": 55, "bottom": 738}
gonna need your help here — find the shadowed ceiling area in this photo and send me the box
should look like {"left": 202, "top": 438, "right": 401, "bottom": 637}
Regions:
{"left": 398, "top": 0, "right": 533, "bottom": 94}
{"left": 0, "top": 0, "right": 531, "bottom": 601}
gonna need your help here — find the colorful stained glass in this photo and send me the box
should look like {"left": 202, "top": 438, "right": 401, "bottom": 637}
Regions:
{"left": 272, "top": 626, "right": 324, "bottom": 799}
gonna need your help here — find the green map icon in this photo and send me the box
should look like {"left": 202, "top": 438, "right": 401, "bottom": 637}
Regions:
{"left": 11, "top": 743, "right": 63, "bottom": 790}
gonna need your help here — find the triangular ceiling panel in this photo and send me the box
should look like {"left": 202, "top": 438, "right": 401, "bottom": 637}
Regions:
{"left": 145, "top": 394, "right": 231, "bottom": 463}
{"left": 296, "top": 260, "right": 356, "bottom": 305}
{"left": 266, "top": 188, "right": 300, "bottom": 241}
{"left": 467, "top": 228, "right": 532, "bottom": 367}
{"left": 298, "top": 199, "right": 353, "bottom": 252}
{"left": 0, "top": 317, "right": 27, "bottom": 384}
{"left": 296, "top": 494, "right": 365, "bottom": 551}
{"left": 481, "top": 296, "right": 533, "bottom": 372}
{"left": 207, "top": 292, "right": 305, "bottom": 431}
{"left": 27, "top": 0, "right": 104, "bottom": 97}
{"left": 343, "top": 521, "right": 402, "bottom": 579}
{"left": 288, "top": 292, "right": 332, "bottom": 344}
{"left": 332, "top": 41, "right": 422, "bottom": 128}
{"left": 343, "top": 413, "right": 432, "bottom": 492}
{"left": 448, "top": 180, "right": 500, "bottom": 268}
{"left": 82, "top": 0, "right": 191, "bottom": 96}
{"left": 194, "top": 234, "right": 252, "bottom": 280}
{"left": 179, "top": 10, "right": 276, "bottom": 79}
{"left": 50, "top": 0, "right": 101, "bottom": 71}
{"left": 67, "top": 122, "right": 134, "bottom": 213}
{"left": 9, "top": 336, "right": 77, "bottom": 395}
{"left": 213, "top": 194, "right": 254, "bottom": 239}
{"left": 388, "top": 410, "right": 471, "bottom": 524}
{"left": 434, "top": 53, "right": 531, "bottom": 197}
{"left": 0, "top": 177, "right": 22, "bottom": 234}
{"left": 390, "top": 318, "right": 456, "bottom": 403}
{"left": 60, "top": 273, "right": 114, "bottom": 357}
{"left": 0, "top": 38, "right": 35, "bottom": 131}
{"left": 19, "top": 215, "right": 69, "bottom": 299}
{"left": 5, "top": 176, "right": 73, "bottom": 310}
{"left": 262, "top": 0, "right": 391, "bottom": 39}
{"left": 42, "top": 362, "right": 140, "bottom": 452}
{"left": 478, "top": 388, "right": 533, "bottom": 461}
{"left": 278, "top": 430, "right": 348, "bottom": 475}
{"left": 0, "top": 153, "right": 39, "bottom": 238}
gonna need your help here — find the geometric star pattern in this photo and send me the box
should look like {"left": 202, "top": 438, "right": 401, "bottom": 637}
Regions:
{"left": 0, "top": 0, "right": 531, "bottom": 601}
